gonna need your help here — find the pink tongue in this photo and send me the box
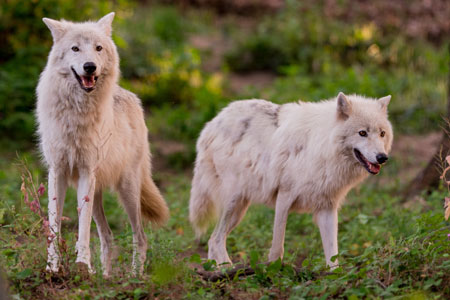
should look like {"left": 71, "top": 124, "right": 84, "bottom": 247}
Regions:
{"left": 368, "top": 163, "right": 381, "bottom": 173}
{"left": 82, "top": 76, "right": 95, "bottom": 88}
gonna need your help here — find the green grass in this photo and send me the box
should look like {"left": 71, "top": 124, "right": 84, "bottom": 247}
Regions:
{"left": 0, "top": 152, "right": 449, "bottom": 299}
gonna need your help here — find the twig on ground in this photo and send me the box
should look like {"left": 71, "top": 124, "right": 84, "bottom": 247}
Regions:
{"left": 196, "top": 262, "right": 332, "bottom": 282}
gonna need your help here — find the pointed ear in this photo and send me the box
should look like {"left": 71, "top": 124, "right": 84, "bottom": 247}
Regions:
{"left": 378, "top": 95, "right": 391, "bottom": 113}
{"left": 337, "top": 92, "right": 352, "bottom": 120}
{"left": 97, "top": 12, "right": 115, "bottom": 36}
{"left": 43, "top": 18, "right": 67, "bottom": 42}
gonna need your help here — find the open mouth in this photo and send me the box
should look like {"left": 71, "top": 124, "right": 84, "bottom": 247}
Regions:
{"left": 71, "top": 67, "right": 98, "bottom": 92}
{"left": 353, "top": 149, "right": 381, "bottom": 175}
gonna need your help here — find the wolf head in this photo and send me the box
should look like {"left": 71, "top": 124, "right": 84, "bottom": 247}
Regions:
{"left": 336, "top": 92, "right": 393, "bottom": 175}
{"left": 42, "top": 13, "right": 119, "bottom": 93}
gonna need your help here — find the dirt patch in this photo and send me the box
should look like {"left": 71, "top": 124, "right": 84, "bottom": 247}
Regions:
{"left": 228, "top": 71, "right": 276, "bottom": 95}
{"left": 190, "top": 33, "right": 231, "bottom": 73}
{"left": 391, "top": 131, "right": 442, "bottom": 182}
{"left": 189, "top": 16, "right": 278, "bottom": 95}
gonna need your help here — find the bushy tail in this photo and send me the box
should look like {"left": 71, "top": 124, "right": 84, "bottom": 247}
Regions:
{"left": 189, "top": 185, "right": 217, "bottom": 239}
{"left": 141, "top": 175, "right": 169, "bottom": 227}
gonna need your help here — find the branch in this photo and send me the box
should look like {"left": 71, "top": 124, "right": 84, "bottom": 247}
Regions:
{"left": 196, "top": 263, "right": 259, "bottom": 281}
{"left": 196, "top": 262, "right": 331, "bottom": 282}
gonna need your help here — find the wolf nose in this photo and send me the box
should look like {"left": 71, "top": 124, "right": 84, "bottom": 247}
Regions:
{"left": 376, "top": 153, "right": 388, "bottom": 164}
{"left": 83, "top": 62, "right": 97, "bottom": 74}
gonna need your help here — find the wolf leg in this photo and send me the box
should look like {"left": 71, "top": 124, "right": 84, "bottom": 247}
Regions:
{"left": 93, "top": 190, "right": 114, "bottom": 277}
{"left": 268, "top": 193, "right": 294, "bottom": 262}
{"left": 75, "top": 171, "right": 96, "bottom": 272}
{"left": 315, "top": 209, "right": 339, "bottom": 269}
{"left": 46, "top": 169, "right": 67, "bottom": 272}
{"left": 118, "top": 176, "right": 147, "bottom": 276}
{"left": 208, "top": 194, "right": 249, "bottom": 265}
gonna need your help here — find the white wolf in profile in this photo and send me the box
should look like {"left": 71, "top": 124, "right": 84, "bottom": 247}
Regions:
{"left": 190, "top": 92, "right": 393, "bottom": 268}
{"left": 36, "top": 13, "right": 169, "bottom": 276}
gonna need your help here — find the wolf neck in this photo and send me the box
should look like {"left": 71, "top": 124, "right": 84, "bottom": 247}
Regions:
{"left": 49, "top": 67, "right": 117, "bottom": 118}
{"left": 278, "top": 101, "right": 367, "bottom": 185}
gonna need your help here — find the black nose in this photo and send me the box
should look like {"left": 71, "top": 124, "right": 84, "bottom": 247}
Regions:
{"left": 83, "top": 62, "right": 96, "bottom": 74}
{"left": 376, "top": 153, "right": 388, "bottom": 164}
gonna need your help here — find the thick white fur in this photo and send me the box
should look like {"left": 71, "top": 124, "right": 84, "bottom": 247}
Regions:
{"left": 37, "top": 13, "right": 168, "bottom": 276}
{"left": 190, "top": 93, "right": 393, "bottom": 268}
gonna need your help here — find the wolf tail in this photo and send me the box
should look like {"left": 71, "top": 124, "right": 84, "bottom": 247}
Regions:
{"left": 189, "top": 176, "right": 217, "bottom": 239}
{"left": 140, "top": 175, "right": 169, "bottom": 227}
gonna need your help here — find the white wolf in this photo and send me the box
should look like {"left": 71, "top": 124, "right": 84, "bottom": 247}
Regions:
{"left": 190, "top": 92, "right": 393, "bottom": 268}
{"left": 36, "top": 13, "right": 169, "bottom": 276}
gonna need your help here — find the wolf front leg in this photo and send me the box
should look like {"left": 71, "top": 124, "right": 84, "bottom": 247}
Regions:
{"left": 315, "top": 209, "right": 339, "bottom": 269}
{"left": 46, "top": 169, "right": 67, "bottom": 272}
{"left": 268, "top": 193, "right": 295, "bottom": 262}
{"left": 75, "top": 171, "right": 96, "bottom": 273}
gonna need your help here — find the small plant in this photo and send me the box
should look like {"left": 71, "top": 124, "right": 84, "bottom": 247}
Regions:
{"left": 441, "top": 120, "right": 450, "bottom": 224}
{"left": 443, "top": 156, "right": 450, "bottom": 221}
{"left": 18, "top": 158, "right": 50, "bottom": 240}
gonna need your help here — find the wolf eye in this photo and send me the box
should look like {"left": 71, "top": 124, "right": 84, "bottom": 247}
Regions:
{"left": 359, "top": 130, "right": 367, "bottom": 137}
{"left": 96, "top": 45, "right": 103, "bottom": 52}
{"left": 380, "top": 131, "right": 386, "bottom": 137}
{"left": 71, "top": 46, "right": 79, "bottom": 52}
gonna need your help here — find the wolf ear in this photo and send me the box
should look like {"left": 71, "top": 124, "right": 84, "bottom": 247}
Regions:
{"left": 378, "top": 95, "right": 391, "bottom": 114}
{"left": 337, "top": 92, "right": 352, "bottom": 120}
{"left": 43, "top": 18, "right": 67, "bottom": 42}
{"left": 97, "top": 12, "right": 115, "bottom": 36}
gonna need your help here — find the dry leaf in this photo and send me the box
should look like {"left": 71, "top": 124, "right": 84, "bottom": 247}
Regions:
{"left": 37, "top": 183, "right": 45, "bottom": 197}
{"left": 445, "top": 197, "right": 450, "bottom": 221}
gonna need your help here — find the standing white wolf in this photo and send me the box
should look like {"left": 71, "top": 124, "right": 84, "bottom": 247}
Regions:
{"left": 190, "top": 93, "right": 393, "bottom": 268}
{"left": 36, "top": 13, "right": 169, "bottom": 276}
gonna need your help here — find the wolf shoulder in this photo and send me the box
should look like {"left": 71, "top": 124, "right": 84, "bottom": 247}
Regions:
{"left": 112, "top": 86, "right": 145, "bottom": 114}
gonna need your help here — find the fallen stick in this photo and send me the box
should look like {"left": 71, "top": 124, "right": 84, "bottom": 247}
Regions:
{"left": 196, "top": 262, "right": 317, "bottom": 282}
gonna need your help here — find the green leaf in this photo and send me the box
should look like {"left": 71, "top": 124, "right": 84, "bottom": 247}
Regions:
{"left": 302, "top": 258, "right": 310, "bottom": 267}
{"left": 189, "top": 253, "right": 201, "bottom": 264}
{"left": 0, "top": 208, "right": 5, "bottom": 224}
{"left": 16, "top": 268, "right": 32, "bottom": 280}
{"left": 267, "top": 258, "right": 282, "bottom": 274}
{"left": 202, "top": 260, "right": 216, "bottom": 271}
{"left": 133, "top": 288, "right": 144, "bottom": 300}
{"left": 249, "top": 251, "right": 259, "bottom": 269}
{"left": 3, "top": 249, "right": 15, "bottom": 258}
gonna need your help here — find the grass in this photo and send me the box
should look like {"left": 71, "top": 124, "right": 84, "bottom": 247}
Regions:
{"left": 1, "top": 1, "right": 450, "bottom": 299}
{"left": 0, "top": 150, "right": 449, "bottom": 299}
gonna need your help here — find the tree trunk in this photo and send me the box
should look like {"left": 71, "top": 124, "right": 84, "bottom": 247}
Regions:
{"left": 405, "top": 46, "right": 450, "bottom": 198}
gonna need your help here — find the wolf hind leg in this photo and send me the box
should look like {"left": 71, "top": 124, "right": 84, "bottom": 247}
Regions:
{"left": 93, "top": 190, "right": 115, "bottom": 277}
{"left": 208, "top": 194, "right": 249, "bottom": 265}
{"left": 118, "top": 174, "right": 147, "bottom": 275}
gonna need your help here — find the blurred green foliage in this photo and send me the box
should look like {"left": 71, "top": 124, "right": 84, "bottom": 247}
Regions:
{"left": 117, "top": 7, "right": 226, "bottom": 166}
{"left": 226, "top": 1, "right": 449, "bottom": 133}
